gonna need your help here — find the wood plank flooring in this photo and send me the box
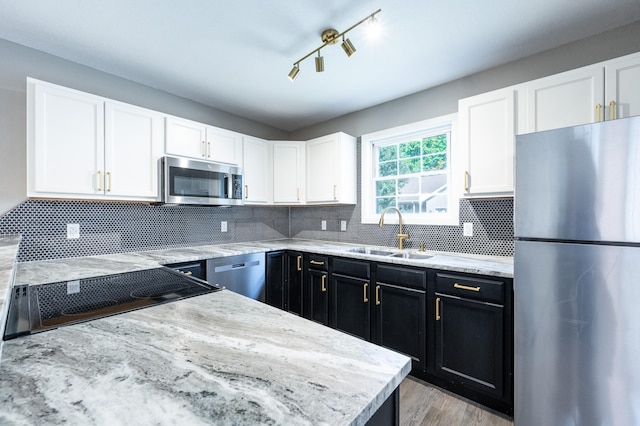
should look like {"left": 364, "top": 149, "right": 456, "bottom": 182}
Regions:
{"left": 399, "top": 377, "right": 514, "bottom": 426}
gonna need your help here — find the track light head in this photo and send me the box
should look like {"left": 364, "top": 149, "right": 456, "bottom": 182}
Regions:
{"left": 315, "top": 52, "right": 324, "bottom": 72}
{"left": 341, "top": 37, "right": 356, "bottom": 57}
{"left": 288, "top": 64, "right": 300, "bottom": 81}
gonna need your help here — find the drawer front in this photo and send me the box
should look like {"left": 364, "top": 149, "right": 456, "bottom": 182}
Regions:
{"left": 306, "top": 254, "right": 329, "bottom": 270}
{"left": 435, "top": 272, "right": 504, "bottom": 304}
{"left": 376, "top": 264, "right": 426, "bottom": 290}
{"left": 332, "top": 257, "right": 370, "bottom": 279}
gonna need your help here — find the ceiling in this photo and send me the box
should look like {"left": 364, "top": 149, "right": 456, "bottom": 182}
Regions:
{"left": 1, "top": 1, "right": 640, "bottom": 132}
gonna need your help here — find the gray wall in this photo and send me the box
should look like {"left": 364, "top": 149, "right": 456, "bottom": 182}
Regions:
{"left": 290, "top": 20, "right": 640, "bottom": 140}
{"left": 0, "top": 38, "right": 289, "bottom": 214}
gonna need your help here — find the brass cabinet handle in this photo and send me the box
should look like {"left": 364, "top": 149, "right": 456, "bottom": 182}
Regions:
{"left": 596, "top": 104, "right": 602, "bottom": 122}
{"left": 464, "top": 171, "right": 470, "bottom": 191}
{"left": 297, "top": 187, "right": 300, "bottom": 201}
{"left": 202, "top": 140, "right": 206, "bottom": 157}
{"left": 310, "top": 260, "right": 325, "bottom": 266}
{"left": 106, "top": 172, "right": 112, "bottom": 192}
{"left": 454, "top": 283, "right": 481, "bottom": 292}
{"left": 363, "top": 283, "right": 369, "bottom": 303}
{"left": 375, "top": 285, "right": 381, "bottom": 305}
{"left": 321, "top": 275, "right": 327, "bottom": 292}
{"left": 333, "top": 184, "right": 337, "bottom": 200}
{"left": 296, "top": 255, "right": 302, "bottom": 271}
{"left": 207, "top": 141, "right": 211, "bottom": 158}
{"left": 610, "top": 100, "right": 616, "bottom": 120}
{"left": 97, "top": 170, "right": 103, "bottom": 191}
{"left": 244, "top": 185, "right": 248, "bottom": 199}
{"left": 436, "top": 297, "right": 441, "bottom": 321}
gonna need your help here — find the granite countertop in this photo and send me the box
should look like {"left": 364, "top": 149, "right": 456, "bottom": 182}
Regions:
{"left": 0, "top": 235, "right": 21, "bottom": 356}
{"left": 0, "top": 289, "right": 411, "bottom": 425}
{"left": 13, "top": 239, "right": 513, "bottom": 286}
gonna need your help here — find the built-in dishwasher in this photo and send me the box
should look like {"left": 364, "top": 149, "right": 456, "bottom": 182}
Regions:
{"left": 206, "top": 253, "right": 266, "bottom": 302}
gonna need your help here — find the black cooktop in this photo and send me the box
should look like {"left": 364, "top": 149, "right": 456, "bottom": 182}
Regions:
{"left": 3, "top": 267, "right": 221, "bottom": 340}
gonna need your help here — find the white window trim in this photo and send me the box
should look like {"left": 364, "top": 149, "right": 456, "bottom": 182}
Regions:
{"left": 361, "top": 113, "right": 462, "bottom": 226}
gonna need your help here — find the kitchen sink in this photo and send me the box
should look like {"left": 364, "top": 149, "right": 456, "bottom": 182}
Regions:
{"left": 389, "top": 252, "right": 433, "bottom": 260}
{"left": 344, "top": 247, "right": 432, "bottom": 260}
{"left": 344, "top": 247, "right": 396, "bottom": 256}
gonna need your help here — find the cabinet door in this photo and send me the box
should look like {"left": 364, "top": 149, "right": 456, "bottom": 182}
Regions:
{"left": 273, "top": 142, "right": 305, "bottom": 204}
{"left": 29, "top": 80, "right": 104, "bottom": 196}
{"left": 165, "top": 116, "right": 207, "bottom": 159}
{"left": 306, "top": 133, "right": 357, "bottom": 204}
{"left": 331, "top": 274, "right": 371, "bottom": 340}
{"left": 206, "top": 126, "right": 242, "bottom": 165}
{"left": 373, "top": 282, "right": 426, "bottom": 372}
{"left": 286, "top": 252, "right": 304, "bottom": 315}
{"left": 242, "top": 136, "right": 272, "bottom": 204}
{"left": 525, "top": 66, "right": 604, "bottom": 132}
{"left": 304, "top": 269, "right": 329, "bottom": 325}
{"left": 265, "top": 251, "right": 286, "bottom": 309}
{"left": 435, "top": 294, "right": 504, "bottom": 397}
{"left": 104, "top": 101, "right": 163, "bottom": 199}
{"left": 459, "top": 88, "right": 515, "bottom": 195}
{"left": 605, "top": 52, "right": 640, "bottom": 120}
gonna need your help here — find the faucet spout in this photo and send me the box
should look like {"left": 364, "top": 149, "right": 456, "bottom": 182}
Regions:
{"left": 378, "top": 207, "right": 410, "bottom": 250}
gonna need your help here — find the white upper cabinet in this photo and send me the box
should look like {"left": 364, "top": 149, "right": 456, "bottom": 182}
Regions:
{"left": 165, "top": 116, "right": 207, "bottom": 159}
{"left": 104, "top": 101, "right": 164, "bottom": 199}
{"left": 29, "top": 79, "right": 104, "bottom": 197}
{"left": 305, "top": 132, "right": 357, "bottom": 204}
{"left": 28, "top": 79, "right": 164, "bottom": 201}
{"left": 459, "top": 87, "right": 516, "bottom": 196}
{"left": 272, "top": 141, "right": 305, "bottom": 204}
{"left": 605, "top": 52, "right": 640, "bottom": 120}
{"left": 165, "top": 116, "right": 243, "bottom": 165}
{"left": 242, "top": 136, "right": 272, "bottom": 204}
{"left": 524, "top": 65, "right": 605, "bottom": 133}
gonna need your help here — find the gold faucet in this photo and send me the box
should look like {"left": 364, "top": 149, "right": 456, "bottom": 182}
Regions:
{"left": 378, "top": 207, "right": 410, "bottom": 250}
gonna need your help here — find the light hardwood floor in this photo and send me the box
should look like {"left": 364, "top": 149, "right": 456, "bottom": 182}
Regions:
{"left": 399, "top": 377, "right": 514, "bottom": 426}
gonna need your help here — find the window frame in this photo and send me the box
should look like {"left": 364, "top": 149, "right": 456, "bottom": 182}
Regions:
{"left": 361, "top": 114, "right": 461, "bottom": 226}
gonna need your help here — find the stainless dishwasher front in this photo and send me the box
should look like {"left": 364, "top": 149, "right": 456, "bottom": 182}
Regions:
{"left": 206, "top": 252, "right": 266, "bottom": 302}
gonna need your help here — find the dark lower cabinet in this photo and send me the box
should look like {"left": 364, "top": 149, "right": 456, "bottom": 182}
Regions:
{"left": 304, "top": 254, "right": 330, "bottom": 325}
{"left": 331, "top": 257, "right": 371, "bottom": 339}
{"left": 265, "top": 251, "right": 286, "bottom": 309}
{"left": 435, "top": 294, "right": 504, "bottom": 396}
{"left": 374, "top": 282, "right": 426, "bottom": 373}
{"left": 430, "top": 271, "right": 513, "bottom": 415}
{"left": 265, "top": 251, "right": 304, "bottom": 315}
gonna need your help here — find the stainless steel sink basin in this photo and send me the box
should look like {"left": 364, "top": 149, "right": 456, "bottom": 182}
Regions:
{"left": 389, "top": 252, "right": 433, "bottom": 260}
{"left": 344, "top": 247, "right": 396, "bottom": 256}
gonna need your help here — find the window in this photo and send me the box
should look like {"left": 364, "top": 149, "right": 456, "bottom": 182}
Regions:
{"left": 361, "top": 114, "right": 460, "bottom": 225}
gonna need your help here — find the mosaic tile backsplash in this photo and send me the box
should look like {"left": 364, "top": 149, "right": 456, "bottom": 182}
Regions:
{"left": 0, "top": 196, "right": 513, "bottom": 262}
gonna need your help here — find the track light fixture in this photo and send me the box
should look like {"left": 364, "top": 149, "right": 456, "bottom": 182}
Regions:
{"left": 287, "top": 8, "right": 381, "bottom": 81}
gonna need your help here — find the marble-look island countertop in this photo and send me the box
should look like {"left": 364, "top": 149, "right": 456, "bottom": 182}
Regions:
{"left": 0, "top": 289, "right": 411, "bottom": 425}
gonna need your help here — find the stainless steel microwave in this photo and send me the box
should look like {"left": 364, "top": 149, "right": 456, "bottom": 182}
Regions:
{"left": 159, "top": 156, "right": 243, "bottom": 206}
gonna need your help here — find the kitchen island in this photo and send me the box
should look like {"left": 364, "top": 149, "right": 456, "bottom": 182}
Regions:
{"left": 0, "top": 287, "right": 410, "bottom": 425}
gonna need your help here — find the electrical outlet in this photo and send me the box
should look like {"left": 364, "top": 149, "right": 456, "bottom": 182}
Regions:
{"left": 221, "top": 221, "right": 228, "bottom": 232}
{"left": 321, "top": 220, "right": 327, "bottom": 231}
{"left": 340, "top": 220, "right": 347, "bottom": 232}
{"left": 463, "top": 222, "right": 473, "bottom": 237}
{"left": 67, "top": 223, "right": 80, "bottom": 239}
{"left": 67, "top": 280, "right": 80, "bottom": 295}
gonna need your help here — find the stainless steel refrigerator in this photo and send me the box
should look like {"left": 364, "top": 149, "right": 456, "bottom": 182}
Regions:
{"left": 514, "top": 116, "right": 640, "bottom": 426}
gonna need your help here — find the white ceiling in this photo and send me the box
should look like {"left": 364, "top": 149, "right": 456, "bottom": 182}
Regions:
{"left": 1, "top": 1, "right": 640, "bottom": 132}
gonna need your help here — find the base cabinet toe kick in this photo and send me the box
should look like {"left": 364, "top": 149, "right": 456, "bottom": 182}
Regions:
{"left": 265, "top": 250, "right": 514, "bottom": 416}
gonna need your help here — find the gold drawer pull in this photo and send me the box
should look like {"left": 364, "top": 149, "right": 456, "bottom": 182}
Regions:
{"left": 321, "top": 275, "right": 327, "bottom": 292}
{"left": 106, "top": 172, "right": 112, "bottom": 192}
{"left": 363, "top": 283, "right": 368, "bottom": 303}
{"left": 454, "top": 283, "right": 480, "bottom": 292}
{"left": 375, "top": 285, "right": 381, "bottom": 305}
{"left": 436, "top": 297, "right": 441, "bottom": 321}
{"left": 310, "top": 260, "right": 325, "bottom": 266}
{"left": 296, "top": 255, "right": 301, "bottom": 271}
{"left": 244, "top": 185, "right": 248, "bottom": 199}
{"left": 97, "top": 170, "right": 102, "bottom": 191}
{"left": 596, "top": 103, "right": 602, "bottom": 122}
{"left": 464, "top": 171, "right": 470, "bottom": 191}
{"left": 610, "top": 100, "right": 616, "bottom": 120}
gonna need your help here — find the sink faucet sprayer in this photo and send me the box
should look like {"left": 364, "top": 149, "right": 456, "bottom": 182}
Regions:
{"left": 378, "top": 207, "right": 410, "bottom": 250}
